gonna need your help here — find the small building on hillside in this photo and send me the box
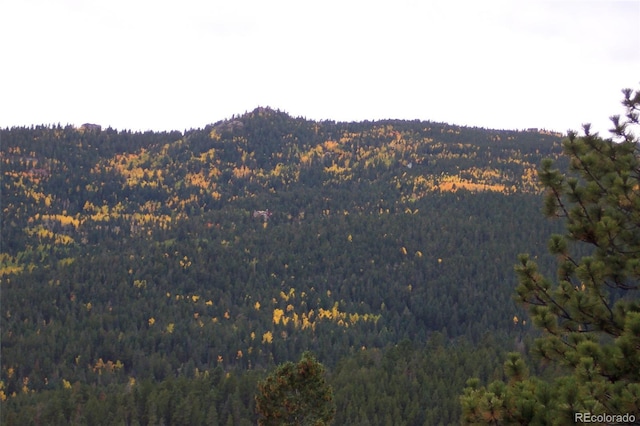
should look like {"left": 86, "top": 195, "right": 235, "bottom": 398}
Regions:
{"left": 80, "top": 123, "right": 102, "bottom": 132}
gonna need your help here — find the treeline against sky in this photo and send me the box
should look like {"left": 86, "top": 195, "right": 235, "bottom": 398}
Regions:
{"left": 1, "top": 109, "right": 566, "bottom": 424}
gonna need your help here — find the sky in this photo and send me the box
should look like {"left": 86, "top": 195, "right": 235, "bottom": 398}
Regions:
{"left": 2, "top": 0, "right": 639, "bottom": 135}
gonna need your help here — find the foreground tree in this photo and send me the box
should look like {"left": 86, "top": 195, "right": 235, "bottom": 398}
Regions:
{"left": 255, "top": 352, "right": 336, "bottom": 426}
{"left": 461, "top": 88, "right": 640, "bottom": 425}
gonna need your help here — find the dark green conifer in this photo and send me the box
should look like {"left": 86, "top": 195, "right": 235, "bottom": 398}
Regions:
{"left": 255, "top": 351, "right": 336, "bottom": 426}
{"left": 461, "top": 87, "right": 640, "bottom": 424}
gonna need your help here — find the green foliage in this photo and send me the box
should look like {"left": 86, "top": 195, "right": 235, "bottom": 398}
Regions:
{"left": 461, "top": 87, "right": 640, "bottom": 424}
{"left": 332, "top": 334, "right": 506, "bottom": 425}
{"left": 1, "top": 112, "right": 566, "bottom": 424}
{"left": 0, "top": 371, "right": 259, "bottom": 426}
{"left": 255, "top": 352, "right": 335, "bottom": 426}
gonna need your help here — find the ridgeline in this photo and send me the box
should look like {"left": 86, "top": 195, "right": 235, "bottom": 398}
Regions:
{"left": 1, "top": 108, "right": 566, "bottom": 424}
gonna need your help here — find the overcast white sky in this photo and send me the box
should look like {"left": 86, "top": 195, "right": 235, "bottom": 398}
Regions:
{"left": 2, "top": 0, "right": 639, "bottom": 135}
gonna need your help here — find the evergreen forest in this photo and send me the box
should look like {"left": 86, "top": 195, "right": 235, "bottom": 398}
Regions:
{"left": 2, "top": 108, "right": 572, "bottom": 424}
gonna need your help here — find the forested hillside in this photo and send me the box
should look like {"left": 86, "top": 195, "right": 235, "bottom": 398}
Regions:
{"left": 1, "top": 108, "right": 566, "bottom": 424}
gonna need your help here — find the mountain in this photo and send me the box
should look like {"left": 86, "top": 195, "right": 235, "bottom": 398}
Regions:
{"left": 1, "top": 108, "right": 567, "bottom": 424}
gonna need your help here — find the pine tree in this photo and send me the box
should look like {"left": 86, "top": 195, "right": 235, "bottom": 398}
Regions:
{"left": 255, "top": 351, "right": 336, "bottom": 426}
{"left": 461, "top": 88, "right": 640, "bottom": 424}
